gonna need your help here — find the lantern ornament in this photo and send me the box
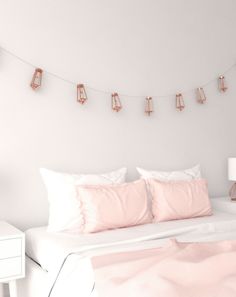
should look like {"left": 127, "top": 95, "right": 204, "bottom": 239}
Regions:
{"left": 111, "top": 93, "right": 122, "bottom": 112}
{"left": 176, "top": 93, "right": 185, "bottom": 111}
{"left": 30, "top": 68, "right": 43, "bottom": 90}
{"left": 145, "top": 97, "right": 154, "bottom": 116}
{"left": 218, "top": 75, "right": 227, "bottom": 92}
{"left": 77, "top": 84, "right": 87, "bottom": 104}
{"left": 196, "top": 87, "right": 206, "bottom": 104}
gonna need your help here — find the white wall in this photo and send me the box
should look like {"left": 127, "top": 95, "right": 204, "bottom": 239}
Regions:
{"left": 0, "top": 0, "right": 236, "bottom": 230}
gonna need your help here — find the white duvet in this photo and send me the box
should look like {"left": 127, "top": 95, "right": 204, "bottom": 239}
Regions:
{"left": 25, "top": 210, "right": 236, "bottom": 297}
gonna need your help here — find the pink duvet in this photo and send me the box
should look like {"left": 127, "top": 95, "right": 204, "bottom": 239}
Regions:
{"left": 92, "top": 239, "right": 236, "bottom": 297}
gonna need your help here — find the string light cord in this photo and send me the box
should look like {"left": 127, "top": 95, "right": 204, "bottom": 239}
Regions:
{"left": 0, "top": 47, "right": 77, "bottom": 86}
{"left": 1, "top": 46, "right": 235, "bottom": 98}
{"left": 47, "top": 252, "right": 95, "bottom": 297}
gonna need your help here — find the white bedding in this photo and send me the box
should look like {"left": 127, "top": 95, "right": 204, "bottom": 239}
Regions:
{"left": 26, "top": 210, "right": 236, "bottom": 273}
{"left": 21, "top": 210, "right": 236, "bottom": 297}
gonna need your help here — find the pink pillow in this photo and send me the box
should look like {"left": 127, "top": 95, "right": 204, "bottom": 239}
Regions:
{"left": 76, "top": 179, "right": 152, "bottom": 233}
{"left": 148, "top": 178, "right": 212, "bottom": 222}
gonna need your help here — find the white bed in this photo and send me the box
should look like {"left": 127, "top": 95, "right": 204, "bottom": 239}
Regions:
{"left": 16, "top": 209, "right": 236, "bottom": 297}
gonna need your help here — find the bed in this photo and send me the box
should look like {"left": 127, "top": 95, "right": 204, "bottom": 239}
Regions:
{"left": 16, "top": 209, "right": 236, "bottom": 297}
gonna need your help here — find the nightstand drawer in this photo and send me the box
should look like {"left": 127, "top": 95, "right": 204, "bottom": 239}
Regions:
{"left": 0, "top": 238, "right": 22, "bottom": 259}
{"left": 0, "top": 257, "right": 22, "bottom": 279}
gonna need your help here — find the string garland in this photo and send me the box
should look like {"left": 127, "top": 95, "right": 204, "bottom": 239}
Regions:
{"left": 1, "top": 46, "right": 236, "bottom": 114}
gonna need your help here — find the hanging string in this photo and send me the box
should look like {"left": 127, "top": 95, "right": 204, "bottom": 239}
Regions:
{"left": 1, "top": 46, "right": 236, "bottom": 98}
{"left": 0, "top": 47, "right": 77, "bottom": 86}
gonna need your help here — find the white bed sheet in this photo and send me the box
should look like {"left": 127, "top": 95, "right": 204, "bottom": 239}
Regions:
{"left": 26, "top": 210, "right": 236, "bottom": 273}
{"left": 21, "top": 210, "right": 236, "bottom": 297}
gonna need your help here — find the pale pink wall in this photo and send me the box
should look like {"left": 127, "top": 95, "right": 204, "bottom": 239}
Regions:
{"left": 0, "top": 0, "right": 236, "bottom": 230}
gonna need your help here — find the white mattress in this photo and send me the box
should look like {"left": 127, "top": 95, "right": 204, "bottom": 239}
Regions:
{"left": 26, "top": 210, "right": 236, "bottom": 273}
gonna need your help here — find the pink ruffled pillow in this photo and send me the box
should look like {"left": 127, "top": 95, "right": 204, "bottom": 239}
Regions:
{"left": 76, "top": 179, "right": 152, "bottom": 233}
{"left": 148, "top": 178, "right": 212, "bottom": 222}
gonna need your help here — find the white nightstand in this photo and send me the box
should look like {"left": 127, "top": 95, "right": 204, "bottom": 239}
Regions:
{"left": 0, "top": 222, "right": 25, "bottom": 297}
{"left": 211, "top": 196, "right": 236, "bottom": 215}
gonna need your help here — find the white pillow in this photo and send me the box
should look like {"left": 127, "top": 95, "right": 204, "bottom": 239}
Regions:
{"left": 136, "top": 165, "right": 201, "bottom": 181}
{"left": 40, "top": 167, "right": 127, "bottom": 232}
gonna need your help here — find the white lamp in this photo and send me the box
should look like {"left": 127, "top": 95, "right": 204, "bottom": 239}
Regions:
{"left": 228, "top": 158, "right": 236, "bottom": 201}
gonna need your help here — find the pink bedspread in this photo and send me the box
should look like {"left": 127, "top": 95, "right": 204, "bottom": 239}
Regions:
{"left": 91, "top": 239, "right": 236, "bottom": 297}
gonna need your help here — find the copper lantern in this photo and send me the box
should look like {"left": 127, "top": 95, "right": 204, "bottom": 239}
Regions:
{"left": 77, "top": 84, "right": 87, "bottom": 104}
{"left": 196, "top": 87, "right": 206, "bottom": 104}
{"left": 111, "top": 93, "right": 122, "bottom": 112}
{"left": 218, "top": 75, "right": 227, "bottom": 92}
{"left": 30, "top": 68, "right": 43, "bottom": 90}
{"left": 176, "top": 93, "right": 185, "bottom": 111}
{"left": 145, "top": 97, "right": 154, "bottom": 115}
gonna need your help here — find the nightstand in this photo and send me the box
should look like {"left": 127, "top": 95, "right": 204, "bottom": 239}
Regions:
{"left": 211, "top": 196, "right": 236, "bottom": 215}
{"left": 0, "top": 221, "right": 25, "bottom": 297}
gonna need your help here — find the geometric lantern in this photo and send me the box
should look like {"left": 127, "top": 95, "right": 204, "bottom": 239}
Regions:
{"left": 77, "top": 84, "right": 87, "bottom": 104}
{"left": 145, "top": 97, "right": 154, "bottom": 116}
{"left": 176, "top": 93, "right": 185, "bottom": 111}
{"left": 30, "top": 68, "right": 43, "bottom": 90}
{"left": 218, "top": 75, "right": 227, "bottom": 92}
{"left": 196, "top": 87, "right": 206, "bottom": 104}
{"left": 111, "top": 93, "right": 122, "bottom": 112}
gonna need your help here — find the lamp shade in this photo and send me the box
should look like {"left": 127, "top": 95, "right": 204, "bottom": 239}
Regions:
{"left": 228, "top": 158, "right": 236, "bottom": 181}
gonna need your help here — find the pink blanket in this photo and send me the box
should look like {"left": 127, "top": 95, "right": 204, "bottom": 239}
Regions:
{"left": 92, "top": 239, "right": 236, "bottom": 297}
